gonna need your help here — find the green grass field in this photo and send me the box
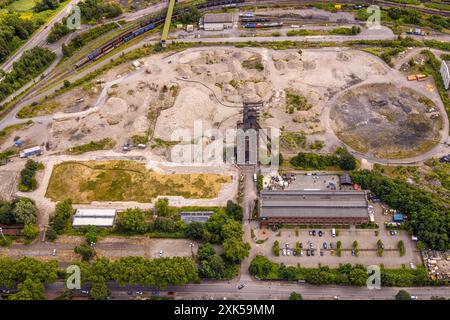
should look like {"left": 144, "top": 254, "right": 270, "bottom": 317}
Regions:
{"left": 7, "top": 0, "right": 36, "bottom": 11}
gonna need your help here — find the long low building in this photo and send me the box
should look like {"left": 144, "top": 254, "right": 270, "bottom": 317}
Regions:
{"left": 259, "top": 190, "right": 369, "bottom": 226}
{"left": 72, "top": 208, "right": 117, "bottom": 228}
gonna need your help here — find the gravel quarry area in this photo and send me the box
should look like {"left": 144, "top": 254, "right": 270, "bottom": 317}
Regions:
{"left": 0, "top": 46, "right": 447, "bottom": 164}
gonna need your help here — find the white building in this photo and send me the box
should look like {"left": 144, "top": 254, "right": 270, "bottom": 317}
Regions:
{"left": 440, "top": 60, "right": 450, "bottom": 90}
{"left": 72, "top": 208, "right": 117, "bottom": 228}
{"left": 19, "top": 146, "right": 41, "bottom": 158}
{"left": 200, "top": 13, "right": 234, "bottom": 31}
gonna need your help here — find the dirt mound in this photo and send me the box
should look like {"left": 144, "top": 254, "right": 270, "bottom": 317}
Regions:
{"left": 100, "top": 97, "right": 128, "bottom": 125}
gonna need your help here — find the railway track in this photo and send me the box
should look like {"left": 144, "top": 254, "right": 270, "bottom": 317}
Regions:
{"left": 245, "top": 0, "right": 450, "bottom": 16}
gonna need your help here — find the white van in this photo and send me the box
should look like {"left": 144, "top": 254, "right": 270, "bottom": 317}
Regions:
{"left": 253, "top": 173, "right": 257, "bottom": 182}
{"left": 331, "top": 228, "right": 336, "bottom": 237}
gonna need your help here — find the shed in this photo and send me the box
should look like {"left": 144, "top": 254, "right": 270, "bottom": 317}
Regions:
{"left": 72, "top": 208, "right": 117, "bottom": 228}
{"left": 339, "top": 172, "right": 352, "bottom": 185}
{"left": 180, "top": 211, "right": 214, "bottom": 223}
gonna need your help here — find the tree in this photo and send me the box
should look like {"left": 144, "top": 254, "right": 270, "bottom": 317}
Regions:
{"left": 273, "top": 240, "right": 280, "bottom": 256}
{"left": 51, "top": 199, "right": 73, "bottom": 234}
{"left": 289, "top": 292, "right": 303, "bottom": 300}
{"left": 336, "top": 147, "right": 356, "bottom": 170}
{"left": 336, "top": 240, "right": 342, "bottom": 257}
{"left": 9, "top": 278, "right": 45, "bottom": 300}
{"left": 23, "top": 224, "right": 39, "bottom": 241}
{"left": 74, "top": 244, "right": 95, "bottom": 262}
{"left": 115, "top": 208, "right": 148, "bottom": 234}
{"left": 200, "top": 255, "right": 226, "bottom": 279}
{"left": 225, "top": 201, "right": 243, "bottom": 221}
{"left": 178, "top": 5, "right": 201, "bottom": 24}
{"left": 352, "top": 240, "right": 359, "bottom": 256}
{"left": 85, "top": 229, "right": 98, "bottom": 245}
{"left": 155, "top": 198, "right": 170, "bottom": 217}
{"left": 12, "top": 198, "right": 37, "bottom": 225}
{"left": 197, "top": 243, "right": 215, "bottom": 261}
{"left": 249, "top": 255, "right": 274, "bottom": 277}
{"left": 222, "top": 238, "right": 250, "bottom": 262}
{"left": 398, "top": 240, "right": 405, "bottom": 257}
{"left": 395, "top": 289, "right": 411, "bottom": 300}
{"left": 63, "top": 80, "right": 71, "bottom": 88}
{"left": 221, "top": 220, "right": 243, "bottom": 240}
{"left": 0, "top": 200, "right": 14, "bottom": 224}
{"left": 45, "top": 226, "right": 57, "bottom": 241}
{"left": 90, "top": 281, "right": 110, "bottom": 300}
{"left": 186, "top": 221, "right": 204, "bottom": 240}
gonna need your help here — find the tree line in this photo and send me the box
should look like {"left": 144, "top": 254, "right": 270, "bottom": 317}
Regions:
{"left": 47, "top": 0, "right": 122, "bottom": 43}
{"left": 290, "top": 147, "right": 357, "bottom": 170}
{"left": 351, "top": 170, "right": 450, "bottom": 250}
{"left": 249, "top": 255, "right": 437, "bottom": 287}
{"left": 0, "top": 47, "right": 55, "bottom": 103}
{"left": 0, "top": 14, "right": 37, "bottom": 64}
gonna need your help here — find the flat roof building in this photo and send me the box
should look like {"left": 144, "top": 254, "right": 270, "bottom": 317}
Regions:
{"left": 259, "top": 190, "right": 369, "bottom": 226}
{"left": 72, "top": 208, "right": 117, "bottom": 228}
{"left": 180, "top": 211, "right": 214, "bottom": 223}
{"left": 200, "top": 13, "right": 234, "bottom": 31}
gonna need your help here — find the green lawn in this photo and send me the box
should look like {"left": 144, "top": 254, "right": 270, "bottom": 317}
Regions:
{"left": 7, "top": 0, "right": 36, "bottom": 11}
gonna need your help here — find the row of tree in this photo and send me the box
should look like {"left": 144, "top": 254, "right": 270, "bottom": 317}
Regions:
{"left": 249, "top": 255, "right": 436, "bottom": 286}
{"left": 0, "top": 47, "right": 55, "bottom": 102}
{"left": 0, "top": 13, "right": 38, "bottom": 64}
{"left": 47, "top": 0, "right": 122, "bottom": 43}
{"left": 0, "top": 257, "right": 58, "bottom": 298}
{"left": 19, "top": 159, "right": 43, "bottom": 192}
{"left": 350, "top": 170, "right": 449, "bottom": 250}
{"left": 290, "top": 147, "right": 357, "bottom": 170}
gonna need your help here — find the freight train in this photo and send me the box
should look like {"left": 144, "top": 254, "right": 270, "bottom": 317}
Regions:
{"left": 75, "top": 0, "right": 245, "bottom": 68}
{"left": 243, "top": 22, "right": 283, "bottom": 28}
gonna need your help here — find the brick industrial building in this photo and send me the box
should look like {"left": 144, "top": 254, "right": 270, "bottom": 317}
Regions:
{"left": 259, "top": 190, "right": 369, "bottom": 226}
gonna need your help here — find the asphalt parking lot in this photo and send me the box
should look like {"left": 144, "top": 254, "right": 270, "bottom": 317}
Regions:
{"left": 253, "top": 202, "right": 421, "bottom": 268}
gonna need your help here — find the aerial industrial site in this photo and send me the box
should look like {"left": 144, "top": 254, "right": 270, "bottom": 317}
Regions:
{"left": 0, "top": 0, "right": 449, "bottom": 307}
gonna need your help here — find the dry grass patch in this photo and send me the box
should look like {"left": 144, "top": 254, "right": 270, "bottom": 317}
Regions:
{"left": 46, "top": 160, "right": 231, "bottom": 203}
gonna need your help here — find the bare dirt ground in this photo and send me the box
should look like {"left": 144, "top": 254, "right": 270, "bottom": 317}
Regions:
{"left": 1, "top": 47, "right": 444, "bottom": 160}
{"left": 330, "top": 83, "right": 442, "bottom": 158}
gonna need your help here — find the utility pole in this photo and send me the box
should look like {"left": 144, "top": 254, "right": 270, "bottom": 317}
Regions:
{"left": 0, "top": 227, "right": 6, "bottom": 241}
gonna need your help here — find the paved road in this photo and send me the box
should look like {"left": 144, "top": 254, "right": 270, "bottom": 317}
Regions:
{"left": 43, "top": 280, "right": 450, "bottom": 300}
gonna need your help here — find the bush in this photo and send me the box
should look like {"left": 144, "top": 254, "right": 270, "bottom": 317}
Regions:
{"left": 45, "top": 226, "right": 57, "bottom": 242}
{"left": 23, "top": 224, "right": 39, "bottom": 241}
{"left": 74, "top": 244, "right": 95, "bottom": 261}
{"left": 395, "top": 289, "right": 411, "bottom": 300}
{"left": 115, "top": 208, "right": 148, "bottom": 234}
{"left": 90, "top": 281, "right": 110, "bottom": 300}
{"left": 289, "top": 292, "right": 303, "bottom": 300}
{"left": 398, "top": 240, "right": 405, "bottom": 257}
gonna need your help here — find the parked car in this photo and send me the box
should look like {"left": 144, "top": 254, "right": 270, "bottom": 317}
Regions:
{"left": 81, "top": 290, "right": 89, "bottom": 295}
{"left": 299, "top": 242, "right": 303, "bottom": 249}
{"left": 323, "top": 242, "right": 327, "bottom": 249}
{"left": 306, "top": 249, "right": 311, "bottom": 256}
{"left": 311, "top": 249, "right": 315, "bottom": 256}
{"left": 312, "top": 230, "right": 316, "bottom": 236}
{"left": 351, "top": 249, "right": 356, "bottom": 256}
{"left": 287, "top": 249, "right": 291, "bottom": 256}
{"left": 293, "top": 250, "right": 296, "bottom": 256}
{"left": 237, "top": 284, "right": 245, "bottom": 290}
{"left": 309, "top": 231, "right": 313, "bottom": 236}
{"left": 409, "top": 262, "right": 416, "bottom": 269}
{"left": 136, "top": 291, "right": 143, "bottom": 295}
{"left": 51, "top": 249, "right": 57, "bottom": 256}
{"left": 411, "top": 295, "right": 418, "bottom": 300}
{"left": 159, "top": 250, "right": 163, "bottom": 257}
{"left": 299, "top": 250, "right": 303, "bottom": 256}
{"left": 330, "top": 242, "right": 334, "bottom": 249}
{"left": 320, "top": 251, "right": 324, "bottom": 256}
{"left": 318, "top": 230, "right": 323, "bottom": 237}
{"left": 285, "top": 242, "right": 289, "bottom": 248}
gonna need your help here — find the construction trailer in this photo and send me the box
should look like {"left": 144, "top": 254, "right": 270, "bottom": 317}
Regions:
{"left": 19, "top": 146, "right": 42, "bottom": 158}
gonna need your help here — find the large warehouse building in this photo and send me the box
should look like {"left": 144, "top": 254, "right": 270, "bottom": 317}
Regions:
{"left": 259, "top": 190, "right": 369, "bottom": 226}
{"left": 200, "top": 13, "right": 234, "bottom": 31}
